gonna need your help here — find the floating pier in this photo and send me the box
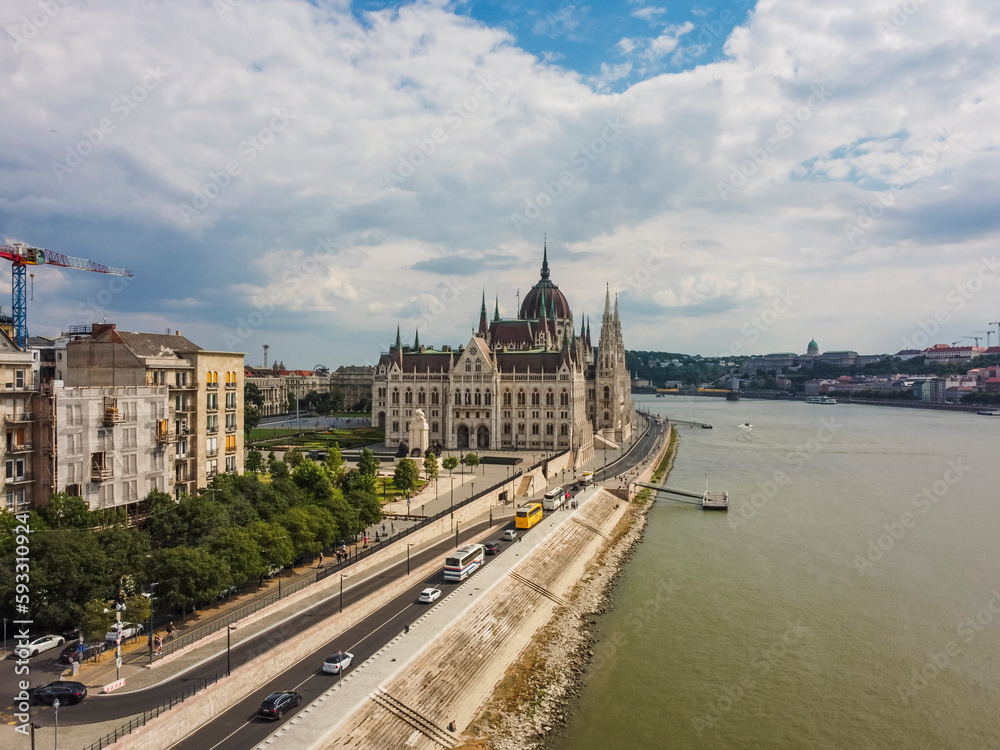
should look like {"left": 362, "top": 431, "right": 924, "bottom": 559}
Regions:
{"left": 634, "top": 482, "right": 729, "bottom": 511}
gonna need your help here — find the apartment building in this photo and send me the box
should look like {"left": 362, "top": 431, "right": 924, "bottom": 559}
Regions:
{"left": 0, "top": 330, "right": 40, "bottom": 511}
{"left": 54, "top": 324, "right": 244, "bottom": 503}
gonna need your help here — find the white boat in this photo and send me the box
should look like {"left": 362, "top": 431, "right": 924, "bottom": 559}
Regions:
{"left": 805, "top": 396, "right": 837, "bottom": 404}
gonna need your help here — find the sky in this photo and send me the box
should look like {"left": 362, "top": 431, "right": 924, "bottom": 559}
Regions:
{"left": 2, "top": 0, "right": 999, "bottom": 368}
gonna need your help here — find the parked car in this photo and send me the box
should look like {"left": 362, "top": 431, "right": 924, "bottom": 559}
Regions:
{"left": 484, "top": 541, "right": 501, "bottom": 555}
{"left": 502, "top": 529, "right": 518, "bottom": 541}
{"left": 105, "top": 622, "right": 143, "bottom": 643}
{"left": 59, "top": 641, "right": 107, "bottom": 664}
{"left": 217, "top": 584, "right": 239, "bottom": 600}
{"left": 29, "top": 681, "right": 87, "bottom": 705}
{"left": 321, "top": 651, "right": 354, "bottom": 675}
{"left": 21, "top": 635, "right": 65, "bottom": 658}
{"left": 418, "top": 588, "right": 442, "bottom": 603}
{"left": 257, "top": 691, "right": 302, "bottom": 720}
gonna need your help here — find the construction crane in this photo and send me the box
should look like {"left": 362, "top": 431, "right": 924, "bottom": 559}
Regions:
{"left": 0, "top": 242, "right": 133, "bottom": 350}
{"left": 965, "top": 335, "right": 983, "bottom": 347}
{"left": 991, "top": 322, "right": 1000, "bottom": 347}
{"left": 973, "top": 330, "right": 994, "bottom": 348}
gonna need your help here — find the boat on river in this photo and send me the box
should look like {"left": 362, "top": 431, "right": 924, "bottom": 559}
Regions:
{"left": 806, "top": 396, "right": 837, "bottom": 404}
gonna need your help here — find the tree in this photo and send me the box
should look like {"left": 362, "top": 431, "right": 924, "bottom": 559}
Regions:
{"left": 96, "top": 526, "right": 151, "bottom": 589}
{"left": 81, "top": 598, "right": 116, "bottom": 643}
{"left": 442, "top": 456, "right": 459, "bottom": 477}
{"left": 207, "top": 527, "right": 264, "bottom": 583}
{"left": 150, "top": 547, "right": 232, "bottom": 617}
{"left": 244, "top": 404, "right": 261, "bottom": 435}
{"left": 325, "top": 442, "right": 344, "bottom": 478}
{"left": 393, "top": 458, "right": 420, "bottom": 498}
{"left": 284, "top": 447, "right": 305, "bottom": 469}
{"left": 146, "top": 492, "right": 231, "bottom": 549}
{"left": 286, "top": 392, "right": 298, "bottom": 413}
{"left": 292, "top": 460, "right": 336, "bottom": 504}
{"left": 27, "top": 531, "right": 109, "bottom": 629}
{"left": 271, "top": 460, "right": 290, "bottom": 480}
{"left": 37, "top": 493, "right": 92, "bottom": 529}
{"left": 246, "top": 448, "right": 264, "bottom": 474}
{"left": 345, "top": 489, "right": 382, "bottom": 528}
{"left": 424, "top": 452, "right": 439, "bottom": 481}
{"left": 122, "top": 593, "right": 151, "bottom": 630}
{"left": 277, "top": 505, "right": 338, "bottom": 558}
{"left": 357, "top": 447, "right": 381, "bottom": 480}
{"left": 248, "top": 521, "right": 294, "bottom": 572}
{"left": 245, "top": 382, "right": 265, "bottom": 410}
{"left": 462, "top": 452, "right": 480, "bottom": 474}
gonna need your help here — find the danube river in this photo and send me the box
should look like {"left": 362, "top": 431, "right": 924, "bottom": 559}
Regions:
{"left": 555, "top": 396, "right": 1000, "bottom": 750}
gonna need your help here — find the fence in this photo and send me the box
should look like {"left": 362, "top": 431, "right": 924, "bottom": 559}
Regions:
{"left": 82, "top": 669, "right": 226, "bottom": 750}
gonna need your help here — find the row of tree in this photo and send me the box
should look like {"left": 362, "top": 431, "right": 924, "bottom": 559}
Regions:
{"left": 0, "top": 445, "right": 385, "bottom": 640}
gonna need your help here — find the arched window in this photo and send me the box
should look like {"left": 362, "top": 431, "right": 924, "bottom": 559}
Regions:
{"left": 530, "top": 391, "right": 540, "bottom": 406}
{"left": 560, "top": 424, "right": 569, "bottom": 435}
{"left": 417, "top": 390, "right": 426, "bottom": 405}
{"left": 604, "top": 411, "right": 609, "bottom": 421}
{"left": 503, "top": 391, "right": 512, "bottom": 406}
{"left": 531, "top": 423, "right": 540, "bottom": 435}
{"left": 603, "top": 385, "right": 610, "bottom": 399}
{"left": 546, "top": 424, "right": 554, "bottom": 435}
{"left": 517, "top": 391, "right": 526, "bottom": 406}
{"left": 517, "top": 423, "right": 525, "bottom": 434}
{"left": 503, "top": 423, "right": 511, "bottom": 434}
{"left": 560, "top": 391, "right": 569, "bottom": 406}
{"left": 391, "top": 390, "right": 400, "bottom": 405}
{"left": 484, "top": 390, "right": 492, "bottom": 406}
{"left": 545, "top": 391, "right": 554, "bottom": 406}
{"left": 474, "top": 390, "right": 482, "bottom": 406}
{"left": 431, "top": 390, "right": 439, "bottom": 405}
{"left": 404, "top": 390, "right": 413, "bottom": 405}
{"left": 455, "top": 391, "right": 462, "bottom": 405}
{"left": 465, "top": 390, "right": 472, "bottom": 406}
{"left": 392, "top": 421, "right": 399, "bottom": 432}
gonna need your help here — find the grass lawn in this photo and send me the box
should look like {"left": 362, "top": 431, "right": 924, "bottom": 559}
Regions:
{"left": 249, "top": 427, "right": 384, "bottom": 449}
{"left": 376, "top": 476, "right": 428, "bottom": 501}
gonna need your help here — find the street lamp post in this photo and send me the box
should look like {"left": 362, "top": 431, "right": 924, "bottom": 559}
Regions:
{"left": 406, "top": 544, "right": 413, "bottom": 575}
{"left": 226, "top": 624, "right": 237, "bottom": 677}
{"left": 455, "top": 522, "right": 460, "bottom": 548}
{"left": 450, "top": 474, "right": 454, "bottom": 510}
{"left": 53, "top": 698, "right": 59, "bottom": 749}
{"left": 340, "top": 574, "right": 347, "bottom": 612}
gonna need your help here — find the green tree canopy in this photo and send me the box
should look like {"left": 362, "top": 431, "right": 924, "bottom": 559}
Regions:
{"left": 284, "top": 447, "right": 305, "bottom": 468}
{"left": 150, "top": 547, "right": 232, "bottom": 617}
{"left": 325, "top": 442, "right": 344, "bottom": 478}
{"left": 345, "top": 489, "right": 382, "bottom": 529}
{"left": 424, "top": 453, "right": 439, "bottom": 480}
{"left": 442, "top": 456, "right": 459, "bottom": 476}
{"left": 206, "top": 527, "right": 264, "bottom": 583}
{"left": 292, "top": 460, "right": 337, "bottom": 504}
{"left": 81, "top": 598, "right": 116, "bottom": 643}
{"left": 37, "top": 493, "right": 92, "bottom": 529}
{"left": 248, "top": 521, "right": 295, "bottom": 571}
{"left": 357, "top": 447, "right": 381, "bottom": 479}
{"left": 278, "top": 505, "right": 339, "bottom": 557}
{"left": 393, "top": 458, "right": 421, "bottom": 497}
{"left": 246, "top": 448, "right": 264, "bottom": 474}
{"left": 462, "top": 453, "right": 480, "bottom": 473}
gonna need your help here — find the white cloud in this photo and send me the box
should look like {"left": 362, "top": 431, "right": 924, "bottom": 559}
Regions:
{"left": 3, "top": 0, "right": 999, "bottom": 362}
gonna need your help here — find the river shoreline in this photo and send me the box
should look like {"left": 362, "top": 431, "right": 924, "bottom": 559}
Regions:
{"left": 462, "top": 429, "right": 678, "bottom": 750}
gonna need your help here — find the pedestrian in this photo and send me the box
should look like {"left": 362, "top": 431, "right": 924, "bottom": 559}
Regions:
{"left": 448, "top": 720, "right": 456, "bottom": 732}
{"left": 166, "top": 621, "right": 175, "bottom": 640}
{"left": 382, "top": 523, "right": 386, "bottom": 535}
{"left": 154, "top": 634, "right": 163, "bottom": 655}
{"left": 318, "top": 552, "right": 324, "bottom": 567}
{"left": 375, "top": 531, "right": 380, "bottom": 543}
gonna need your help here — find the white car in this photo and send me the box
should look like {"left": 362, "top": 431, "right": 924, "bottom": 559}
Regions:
{"left": 105, "top": 622, "right": 143, "bottom": 642}
{"left": 21, "top": 634, "right": 65, "bottom": 658}
{"left": 322, "top": 651, "right": 353, "bottom": 674}
{"left": 418, "top": 588, "right": 442, "bottom": 603}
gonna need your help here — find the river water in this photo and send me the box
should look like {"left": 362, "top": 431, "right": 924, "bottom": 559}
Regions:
{"left": 554, "top": 395, "right": 1000, "bottom": 750}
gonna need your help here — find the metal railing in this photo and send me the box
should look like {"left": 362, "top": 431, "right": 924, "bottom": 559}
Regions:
{"left": 83, "top": 668, "right": 226, "bottom": 750}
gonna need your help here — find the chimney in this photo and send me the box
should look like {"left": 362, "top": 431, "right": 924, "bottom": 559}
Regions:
{"left": 176, "top": 330, "right": 181, "bottom": 336}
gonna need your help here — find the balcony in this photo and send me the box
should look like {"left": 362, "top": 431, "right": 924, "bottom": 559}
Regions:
{"left": 206, "top": 403, "right": 218, "bottom": 412}
{"left": 8, "top": 473, "right": 31, "bottom": 484}
{"left": 91, "top": 467, "right": 113, "bottom": 482}
{"left": 7, "top": 443, "right": 33, "bottom": 453}
{"left": 206, "top": 469, "right": 218, "bottom": 479}
{"left": 155, "top": 426, "right": 176, "bottom": 445}
{"left": 8, "top": 412, "right": 33, "bottom": 422}
{"left": 206, "top": 448, "right": 219, "bottom": 457}
{"left": 225, "top": 443, "right": 236, "bottom": 453}
{"left": 225, "top": 382, "right": 237, "bottom": 390}
{"left": 225, "top": 424, "right": 237, "bottom": 433}
{"left": 207, "top": 382, "right": 218, "bottom": 389}
{"left": 207, "top": 425, "right": 218, "bottom": 434}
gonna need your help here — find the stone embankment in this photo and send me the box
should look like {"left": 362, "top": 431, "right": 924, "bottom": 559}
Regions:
{"left": 462, "top": 427, "right": 678, "bottom": 750}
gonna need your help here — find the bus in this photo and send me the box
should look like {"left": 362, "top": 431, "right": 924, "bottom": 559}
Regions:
{"left": 542, "top": 487, "right": 565, "bottom": 511}
{"left": 443, "top": 544, "right": 485, "bottom": 582}
{"left": 515, "top": 502, "right": 543, "bottom": 529}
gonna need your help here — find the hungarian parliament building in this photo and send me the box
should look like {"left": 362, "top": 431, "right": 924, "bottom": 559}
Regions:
{"left": 372, "top": 247, "right": 635, "bottom": 463}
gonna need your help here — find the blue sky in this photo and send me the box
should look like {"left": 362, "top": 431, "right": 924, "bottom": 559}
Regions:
{"left": 2, "top": 0, "right": 999, "bottom": 366}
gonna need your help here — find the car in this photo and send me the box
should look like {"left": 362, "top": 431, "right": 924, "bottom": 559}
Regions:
{"left": 502, "top": 529, "right": 518, "bottom": 541}
{"left": 105, "top": 622, "right": 143, "bottom": 643}
{"left": 21, "top": 635, "right": 65, "bottom": 658}
{"left": 418, "top": 587, "right": 442, "bottom": 603}
{"left": 29, "top": 681, "right": 87, "bottom": 706}
{"left": 59, "top": 641, "right": 107, "bottom": 664}
{"left": 571, "top": 483, "right": 581, "bottom": 492}
{"left": 257, "top": 691, "right": 302, "bottom": 720}
{"left": 217, "top": 584, "right": 239, "bottom": 600}
{"left": 484, "top": 541, "right": 501, "bottom": 555}
{"left": 321, "top": 651, "right": 354, "bottom": 674}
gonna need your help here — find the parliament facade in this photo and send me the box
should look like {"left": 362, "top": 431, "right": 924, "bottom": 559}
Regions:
{"left": 371, "top": 247, "right": 635, "bottom": 464}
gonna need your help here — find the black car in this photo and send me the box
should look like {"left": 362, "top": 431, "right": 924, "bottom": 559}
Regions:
{"left": 29, "top": 681, "right": 87, "bottom": 705}
{"left": 59, "top": 641, "right": 107, "bottom": 664}
{"left": 258, "top": 691, "right": 302, "bottom": 720}
{"left": 483, "top": 541, "right": 501, "bottom": 555}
